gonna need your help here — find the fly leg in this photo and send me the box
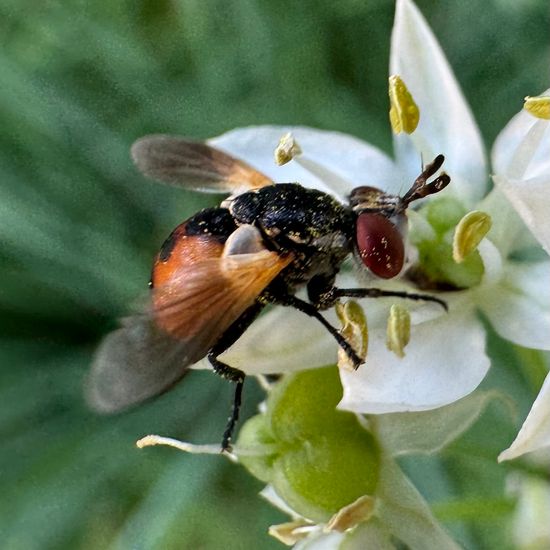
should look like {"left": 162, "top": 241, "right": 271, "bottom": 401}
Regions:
{"left": 277, "top": 294, "right": 363, "bottom": 370}
{"left": 208, "top": 302, "right": 264, "bottom": 452}
{"left": 301, "top": 276, "right": 446, "bottom": 369}
{"left": 307, "top": 275, "right": 447, "bottom": 311}
{"left": 331, "top": 287, "right": 447, "bottom": 310}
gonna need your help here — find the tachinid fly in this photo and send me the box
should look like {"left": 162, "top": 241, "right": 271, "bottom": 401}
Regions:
{"left": 87, "top": 135, "right": 450, "bottom": 450}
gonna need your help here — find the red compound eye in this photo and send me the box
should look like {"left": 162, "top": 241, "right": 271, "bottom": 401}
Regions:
{"left": 356, "top": 213, "right": 405, "bottom": 279}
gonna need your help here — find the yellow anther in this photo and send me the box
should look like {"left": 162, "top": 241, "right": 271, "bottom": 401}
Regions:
{"left": 524, "top": 95, "right": 550, "bottom": 120}
{"left": 388, "top": 75, "right": 420, "bottom": 134}
{"left": 325, "top": 495, "right": 376, "bottom": 533}
{"left": 336, "top": 300, "right": 368, "bottom": 371}
{"left": 386, "top": 304, "right": 410, "bottom": 358}
{"left": 274, "top": 133, "right": 302, "bottom": 166}
{"left": 452, "top": 210, "right": 492, "bottom": 263}
{"left": 268, "top": 519, "right": 313, "bottom": 545}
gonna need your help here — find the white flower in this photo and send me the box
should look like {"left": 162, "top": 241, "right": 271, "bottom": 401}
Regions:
{"left": 198, "top": 0, "right": 550, "bottom": 457}
{"left": 260, "top": 391, "right": 496, "bottom": 550}
{"left": 510, "top": 474, "right": 550, "bottom": 549}
{"left": 138, "top": 374, "right": 497, "bottom": 550}
{"left": 490, "top": 95, "right": 550, "bottom": 462}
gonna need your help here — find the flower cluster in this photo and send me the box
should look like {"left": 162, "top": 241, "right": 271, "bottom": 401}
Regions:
{"left": 203, "top": 0, "right": 550, "bottom": 461}
{"left": 137, "top": 0, "right": 550, "bottom": 546}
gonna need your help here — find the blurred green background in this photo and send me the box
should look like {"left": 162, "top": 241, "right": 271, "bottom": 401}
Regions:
{"left": 0, "top": 0, "right": 548, "bottom": 549}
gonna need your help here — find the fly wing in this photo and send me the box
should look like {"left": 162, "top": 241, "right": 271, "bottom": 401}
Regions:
{"left": 86, "top": 315, "right": 198, "bottom": 413}
{"left": 87, "top": 226, "right": 293, "bottom": 413}
{"left": 131, "top": 134, "right": 273, "bottom": 193}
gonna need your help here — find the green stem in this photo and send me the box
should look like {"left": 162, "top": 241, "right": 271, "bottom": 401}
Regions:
{"left": 433, "top": 497, "right": 515, "bottom": 522}
{"left": 513, "top": 345, "right": 549, "bottom": 395}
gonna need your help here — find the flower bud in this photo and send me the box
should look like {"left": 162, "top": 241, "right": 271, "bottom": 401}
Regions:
{"left": 412, "top": 198, "right": 485, "bottom": 289}
{"left": 423, "top": 197, "right": 466, "bottom": 236}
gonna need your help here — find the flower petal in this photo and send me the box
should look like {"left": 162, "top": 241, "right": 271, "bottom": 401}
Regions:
{"left": 391, "top": 0, "right": 487, "bottom": 206}
{"left": 479, "top": 261, "right": 550, "bottom": 351}
{"left": 215, "top": 304, "right": 337, "bottom": 375}
{"left": 376, "top": 455, "right": 461, "bottom": 550}
{"left": 370, "top": 390, "right": 498, "bottom": 456}
{"left": 512, "top": 475, "right": 550, "bottom": 548}
{"left": 260, "top": 485, "right": 301, "bottom": 519}
{"left": 499, "top": 371, "right": 550, "bottom": 462}
{"left": 339, "top": 305, "right": 490, "bottom": 413}
{"left": 493, "top": 173, "right": 550, "bottom": 256}
{"left": 209, "top": 126, "right": 400, "bottom": 199}
{"left": 294, "top": 531, "right": 344, "bottom": 550}
{"left": 492, "top": 90, "right": 550, "bottom": 180}
{"left": 342, "top": 521, "right": 394, "bottom": 550}
{"left": 477, "top": 238, "right": 503, "bottom": 288}
{"left": 476, "top": 187, "right": 536, "bottom": 257}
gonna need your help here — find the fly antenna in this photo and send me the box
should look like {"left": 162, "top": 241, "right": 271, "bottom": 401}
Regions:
{"left": 402, "top": 154, "right": 450, "bottom": 206}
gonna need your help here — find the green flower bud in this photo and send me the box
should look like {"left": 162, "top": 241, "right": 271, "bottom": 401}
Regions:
{"left": 236, "top": 414, "right": 277, "bottom": 483}
{"left": 416, "top": 238, "right": 484, "bottom": 289}
{"left": 423, "top": 197, "right": 466, "bottom": 235}
{"left": 237, "top": 367, "right": 380, "bottom": 523}
{"left": 411, "top": 198, "right": 485, "bottom": 289}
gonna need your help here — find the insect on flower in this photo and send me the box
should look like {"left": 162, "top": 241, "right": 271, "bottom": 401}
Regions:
{"left": 87, "top": 134, "right": 450, "bottom": 450}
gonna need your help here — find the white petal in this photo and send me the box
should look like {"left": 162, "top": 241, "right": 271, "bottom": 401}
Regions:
{"left": 216, "top": 305, "right": 337, "bottom": 375}
{"left": 376, "top": 456, "right": 461, "bottom": 550}
{"left": 479, "top": 261, "right": 550, "bottom": 350}
{"left": 499, "top": 371, "right": 550, "bottom": 462}
{"left": 477, "top": 238, "right": 503, "bottom": 288}
{"left": 339, "top": 306, "right": 490, "bottom": 413}
{"left": 492, "top": 89, "right": 550, "bottom": 180}
{"left": 370, "top": 390, "right": 497, "bottom": 456}
{"left": 476, "top": 186, "right": 535, "bottom": 257}
{"left": 512, "top": 475, "right": 550, "bottom": 548}
{"left": 295, "top": 531, "right": 345, "bottom": 550}
{"left": 192, "top": 270, "right": 449, "bottom": 377}
{"left": 342, "top": 521, "right": 394, "bottom": 550}
{"left": 493, "top": 173, "right": 550, "bottom": 256}
{"left": 260, "top": 485, "right": 301, "bottom": 518}
{"left": 209, "top": 126, "right": 400, "bottom": 199}
{"left": 391, "top": 0, "right": 487, "bottom": 206}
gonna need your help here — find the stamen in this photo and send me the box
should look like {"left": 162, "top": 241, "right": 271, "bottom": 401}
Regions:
{"left": 274, "top": 133, "right": 302, "bottom": 165}
{"left": 268, "top": 520, "right": 316, "bottom": 545}
{"left": 524, "top": 95, "right": 550, "bottom": 120}
{"left": 293, "top": 155, "right": 356, "bottom": 199}
{"left": 325, "top": 495, "right": 376, "bottom": 532}
{"left": 386, "top": 304, "right": 410, "bottom": 358}
{"left": 136, "top": 434, "right": 277, "bottom": 460}
{"left": 273, "top": 132, "right": 357, "bottom": 198}
{"left": 452, "top": 210, "right": 492, "bottom": 263}
{"left": 336, "top": 301, "right": 368, "bottom": 371}
{"left": 388, "top": 75, "right": 420, "bottom": 134}
{"left": 137, "top": 434, "right": 227, "bottom": 455}
{"left": 256, "top": 374, "right": 274, "bottom": 391}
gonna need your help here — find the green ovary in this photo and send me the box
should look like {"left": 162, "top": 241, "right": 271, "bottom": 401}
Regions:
{"left": 237, "top": 367, "right": 380, "bottom": 523}
{"left": 413, "top": 198, "right": 484, "bottom": 289}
